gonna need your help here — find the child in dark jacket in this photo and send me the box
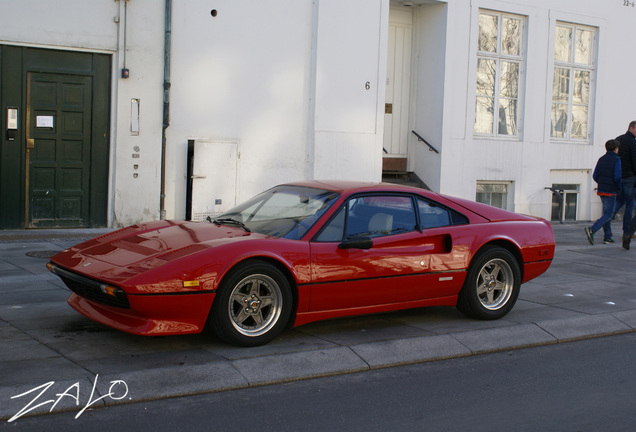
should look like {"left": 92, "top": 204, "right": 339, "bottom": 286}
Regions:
{"left": 585, "top": 139, "right": 622, "bottom": 245}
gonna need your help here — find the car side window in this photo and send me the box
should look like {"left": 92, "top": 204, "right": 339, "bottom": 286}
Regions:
{"left": 314, "top": 195, "right": 418, "bottom": 242}
{"left": 314, "top": 206, "right": 346, "bottom": 242}
{"left": 346, "top": 195, "right": 417, "bottom": 239}
{"left": 417, "top": 198, "right": 468, "bottom": 228}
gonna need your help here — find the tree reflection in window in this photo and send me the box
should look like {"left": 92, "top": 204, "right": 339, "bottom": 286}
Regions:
{"left": 551, "top": 23, "right": 595, "bottom": 141}
{"left": 475, "top": 11, "right": 524, "bottom": 137}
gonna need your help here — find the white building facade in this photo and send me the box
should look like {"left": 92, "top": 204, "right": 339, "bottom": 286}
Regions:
{"left": 0, "top": 0, "right": 633, "bottom": 229}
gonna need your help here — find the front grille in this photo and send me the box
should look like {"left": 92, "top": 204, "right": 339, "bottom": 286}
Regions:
{"left": 50, "top": 264, "right": 130, "bottom": 309}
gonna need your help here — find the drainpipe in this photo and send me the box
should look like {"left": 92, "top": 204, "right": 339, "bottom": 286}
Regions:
{"left": 306, "top": 0, "right": 319, "bottom": 181}
{"left": 160, "top": 0, "right": 172, "bottom": 220}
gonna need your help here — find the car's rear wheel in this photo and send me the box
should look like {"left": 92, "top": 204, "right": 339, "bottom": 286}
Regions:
{"left": 211, "top": 260, "right": 292, "bottom": 346}
{"left": 457, "top": 246, "right": 520, "bottom": 320}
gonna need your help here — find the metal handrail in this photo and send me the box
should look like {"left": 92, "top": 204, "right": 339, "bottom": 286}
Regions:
{"left": 411, "top": 130, "right": 439, "bottom": 154}
{"left": 545, "top": 187, "right": 564, "bottom": 224}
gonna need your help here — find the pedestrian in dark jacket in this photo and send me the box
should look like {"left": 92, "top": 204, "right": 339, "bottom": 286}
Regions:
{"left": 585, "top": 139, "right": 622, "bottom": 245}
{"left": 613, "top": 121, "right": 636, "bottom": 241}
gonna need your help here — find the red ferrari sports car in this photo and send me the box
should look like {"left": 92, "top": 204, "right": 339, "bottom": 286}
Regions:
{"left": 48, "top": 181, "right": 555, "bottom": 346}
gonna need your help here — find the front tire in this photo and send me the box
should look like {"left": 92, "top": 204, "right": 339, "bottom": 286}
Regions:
{"left": 457, "top": 246, "right": 520, "bottom": 320}
{"left": 211, "top": 260, "right": 293, "bottom": 346}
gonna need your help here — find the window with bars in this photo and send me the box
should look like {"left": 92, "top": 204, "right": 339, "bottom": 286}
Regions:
{"left": 551, "top": 23, "right": 596, "bottom": 141}
{"left": 474, "top": 11, "right": 525, "bottom": 137}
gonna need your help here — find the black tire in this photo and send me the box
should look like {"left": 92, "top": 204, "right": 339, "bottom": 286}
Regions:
{"left": 211, "top": 260, "right": 293, "bottom": 346}
{"left": 457, "top": 246, "right": 521, "bottom": 320}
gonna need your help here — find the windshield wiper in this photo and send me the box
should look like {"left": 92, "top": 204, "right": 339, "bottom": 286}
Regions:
{"left": 211, "top": 217, "right": 251, "bottom": 232}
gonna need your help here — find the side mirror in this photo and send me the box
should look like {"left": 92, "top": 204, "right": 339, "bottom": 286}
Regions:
{"left": 338, "top": 236, "right": 373, "bottom": 250}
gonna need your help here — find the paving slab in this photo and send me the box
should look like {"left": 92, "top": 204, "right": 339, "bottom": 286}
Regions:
{"left": 350, "top": 334, "right": 470, "bottom": 368}
{"left": 536, "top": 314, "right": 632, "bottom": 341}
{"left": 612, "top": 309, "right": 636, "bottom": 328}
{"left": 231, "top": 347, "right": 369, "bottom": 386}
{"left": 450, "top": 323, "right": 557, "bottom": 354}
{"left": 100, "top": 361, "right": 249, "bottom": 402}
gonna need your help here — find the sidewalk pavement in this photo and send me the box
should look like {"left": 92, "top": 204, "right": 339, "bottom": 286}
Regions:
{"left": 2, "top": 222, "right": 635, "bottom": 421}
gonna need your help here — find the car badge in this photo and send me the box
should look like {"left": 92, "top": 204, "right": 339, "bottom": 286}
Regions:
{"left": 82, "top": 262, "right": 92, "bottom": 267}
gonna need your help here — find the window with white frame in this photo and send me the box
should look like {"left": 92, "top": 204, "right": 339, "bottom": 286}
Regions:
{"left": 476, "top": 182, "right": 511, "bottom": 210}
{"left": 474, "top": 11, "right": 525, "bottom": 137}
{"left": 551, "top": 23, "right": 596, "bottom": 141}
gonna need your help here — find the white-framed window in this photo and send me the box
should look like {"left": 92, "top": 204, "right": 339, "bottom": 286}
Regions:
{"left": 550, "top": 22, "right": 596, "bottom": 141}
{"left": 476, "top": 182, "right": 512, "bottom": 210}
{"left": 474, "top": 10, "right": 525, "bottom": 137}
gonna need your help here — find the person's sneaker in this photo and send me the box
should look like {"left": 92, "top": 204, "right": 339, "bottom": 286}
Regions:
{"left": 603, "top": 238, "right": 615, "bottom": 244}
{"left": 584, "top": 227, "right": 594, "bottom": 245}
{"left": 623, "top": 234, "right": 631, "bottom": 250}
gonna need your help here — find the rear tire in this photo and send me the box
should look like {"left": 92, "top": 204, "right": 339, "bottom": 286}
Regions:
{"left": 457, "top": 246, "right": 520, "bottom": 320}
{"left": 211, "top": 260, "right": 292, "bottom": 346}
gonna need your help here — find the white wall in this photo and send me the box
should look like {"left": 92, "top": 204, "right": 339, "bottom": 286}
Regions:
{"left": 166, "top": 0, "right": 314, "bottom": 220}
{"left": 311, "top": 0, "right": 389, "bottom": 183}
{"left": 111, "top": 1, "right": 165, "bottom": 226}
{"left": 410, "top": 2, "right": 447, "bottom": 192}
{"left": 166, "top": 0, "right": 389, "bottom": 220}
{"left": 0, "top": 0, "right": 117, "bottom": 50}
{"left": 424, "top": 0, "right": 636, "bottom": 221}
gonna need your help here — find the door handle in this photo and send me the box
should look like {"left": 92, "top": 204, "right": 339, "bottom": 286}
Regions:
{"left": 191, "top": 175, "right": 206, "bottom": 179}
{"left": 26, "top": 138, "right": 35, "bottom": 149}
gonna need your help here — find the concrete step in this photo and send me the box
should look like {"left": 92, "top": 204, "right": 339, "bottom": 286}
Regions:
{"left": 382, "top": 172, "right": 430, "bottom": 190}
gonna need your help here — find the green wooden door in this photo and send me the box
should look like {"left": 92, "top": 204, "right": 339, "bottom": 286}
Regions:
{"left": 26, "top": 72, "right": 93, "bottom": 228}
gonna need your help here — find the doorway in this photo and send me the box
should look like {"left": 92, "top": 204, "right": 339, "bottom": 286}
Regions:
{"left": 383, "top": 6, "right": 413, "bottom": 173}
{"left": 551, "top": 184, "right": 579, "bottom": 222}
{"left": 26, "top": 72, "right": 93, "bottom": 228}
{"left": 186, "top": 140, "right": 238, "bottom": 222}
{"left": 0, "top": 45, "right": 111, "bottom": 229}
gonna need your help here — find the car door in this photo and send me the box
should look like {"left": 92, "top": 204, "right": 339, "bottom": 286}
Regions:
{"left": 308, "top": 194, "right": 460, "bottom": 312}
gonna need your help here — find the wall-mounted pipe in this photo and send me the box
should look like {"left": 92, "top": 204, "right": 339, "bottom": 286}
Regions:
{"left": 160, "top": 0, "right": 172, "bottom": 220}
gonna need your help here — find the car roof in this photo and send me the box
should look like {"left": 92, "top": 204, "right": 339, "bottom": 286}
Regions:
{"left": 283, "top": 180, "right": 430, "bottom": 196}
{"left": 279, "top": 180, "right": 536, "bottom": 223}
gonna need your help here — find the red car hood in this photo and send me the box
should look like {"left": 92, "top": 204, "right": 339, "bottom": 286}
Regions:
{"left": 79, "top": 220, "right": 254, "bottom": 265}
{"left": 50, "top": 220, "right": 258, "bottom": 281}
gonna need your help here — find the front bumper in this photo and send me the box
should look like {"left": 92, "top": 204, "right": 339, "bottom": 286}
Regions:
{"left": 49, "top": 262, "right": 216, "bottom": 336}
{"left": 67, "top": 292, "right": 216, "bottom": 335}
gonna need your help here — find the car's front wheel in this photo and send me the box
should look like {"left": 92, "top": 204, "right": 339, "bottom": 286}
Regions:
{"left": 210, "top": 260, "right": 293, "bottom": 346}
{"left": 457, "top": 246, "right": 520, "bottom": 320}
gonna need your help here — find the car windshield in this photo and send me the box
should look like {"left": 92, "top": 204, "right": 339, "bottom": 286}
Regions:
{"left": 217, "top": 185, "right": 340, "bottom": 240}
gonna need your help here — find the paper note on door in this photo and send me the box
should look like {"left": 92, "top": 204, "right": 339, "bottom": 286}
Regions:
{"left": 36, "top": 116, "right": 54, "bottom": 128}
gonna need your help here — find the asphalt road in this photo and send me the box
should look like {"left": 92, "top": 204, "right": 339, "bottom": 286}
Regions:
{"left": 5, "top": 332, "right": 636, "bottom": 431}
{"left": 3, "top": 222, "right": 636, "bottom": 422}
